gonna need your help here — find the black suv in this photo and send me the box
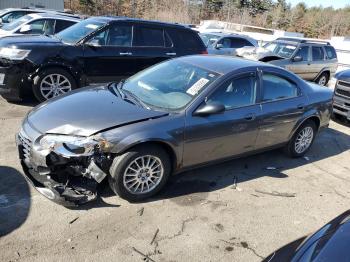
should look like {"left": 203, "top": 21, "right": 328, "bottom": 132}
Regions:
{"left": 0, "top": 16, "right": 207, "bottom": 102}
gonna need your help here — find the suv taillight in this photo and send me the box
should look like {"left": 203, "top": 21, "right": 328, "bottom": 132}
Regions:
{"left": 201, "top": 50, "right": 208, "bottom": 55}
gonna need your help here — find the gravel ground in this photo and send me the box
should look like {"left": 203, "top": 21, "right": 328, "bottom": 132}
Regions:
{"left": 0, "top": 96, "right": 350, "bottom": 262}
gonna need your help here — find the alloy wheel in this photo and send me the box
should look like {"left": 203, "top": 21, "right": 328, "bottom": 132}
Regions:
{"left": 318, "top": 75, "right": 327, "bottom": 86}
{"left": 123, "top": 155, "right": 164, "bottom": 194}
{"left": 40, "top": 74, "right": 72, "bottom": 100}
{"left": 294, "top": 126, "right": 314, "bottom": 154}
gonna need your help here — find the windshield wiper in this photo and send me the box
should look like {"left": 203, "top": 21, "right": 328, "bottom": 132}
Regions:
{"left": 122, "top": 89, "right": 150, "bottom": 109}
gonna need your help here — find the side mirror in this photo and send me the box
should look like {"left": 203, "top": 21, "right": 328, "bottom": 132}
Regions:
{"left": 19, "top": 24, "right": 32, "bottom": 33}
{"left": 292, "top": 56, "right": 303, "bottom": 62}
{"left": 85, "top": 38, "right": 101, "bottom": 47}
{"left": 215, "top": 43, "right": 224, "bottom": 49}
{"left": 193, "top": 102, "right": 225, "bottom": 117}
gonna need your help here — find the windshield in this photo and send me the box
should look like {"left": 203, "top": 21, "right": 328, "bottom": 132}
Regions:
{"left": 264, "top": 41, "right": 297, "bottom": 58}
{"left": 56, "top": 18, "right": 106, "bottom": 44}
{"left": 200, "top": 33, "right": 220, "bottom": 47}
{"left": 1, "top": 15, "right": 31, "bottom": 31}
{"left": 122, "top": 60, "right": 220, "bottom": 111}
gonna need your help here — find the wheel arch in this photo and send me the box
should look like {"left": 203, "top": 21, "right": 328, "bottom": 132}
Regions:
{"left": 288, "top": 114, "right": 321, "bottom": 141}
{"left": 313, "top": 68, "right": 330, "bottom": 82}
{"left": 117, "top": 140, "right": 179, "bottom": 173}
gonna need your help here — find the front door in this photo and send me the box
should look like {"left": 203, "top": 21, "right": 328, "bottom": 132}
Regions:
{"left": 183, "top": 73, "right": 262, "bottom": 167}
{"left": 83, "top": 22, "right": 135, "bottom": 83}
{"left": 287, "top": 45, "right": 312, "bottom": 80}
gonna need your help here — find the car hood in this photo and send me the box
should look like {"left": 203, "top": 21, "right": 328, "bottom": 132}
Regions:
{"left": 0, "top": 29, "right": 11, "bottom": 37}
{"left": 236, "top": 46, "right": 283, "bottom": 61}
{"left": 335, "top": 70, "right": 350, "bottom": 82}
{"left": 0, "top": 34, "right": 62, "bottom": 47}
{"left": 27, "top": 86, "right": 168, "bottom": 137}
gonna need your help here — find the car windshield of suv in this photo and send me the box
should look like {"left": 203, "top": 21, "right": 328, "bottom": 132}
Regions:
{"left": 56, "top": 18, "right": 105, "bottom": 44}
{"left": 1, "top": 15, "right": 31, "bottom": 31}
{"left": 264, "top": 41, "right": 297, "bottom": 58}
{"left": 200, "top": 33, "right": 221, "bottom": 47}
{"left": 122, "top": 60, "right": 220, "bottom": 110}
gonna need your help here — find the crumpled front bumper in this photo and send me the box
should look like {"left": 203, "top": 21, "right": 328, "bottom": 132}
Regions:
{"left": 16, "top": 124, "right": 109, "bottom": 206}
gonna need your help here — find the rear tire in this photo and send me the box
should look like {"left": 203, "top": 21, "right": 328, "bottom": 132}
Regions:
{"left": 316, "top": 72, "right": 329, "bottom": 86}
{"left": 32, "top": 68, "right": 77, "bottom": 102}
{"left": 285, "top": 120, "right": 317, "bottom": 157}
{"left": 108, "top": 145, "right": 171, "bottom": 202}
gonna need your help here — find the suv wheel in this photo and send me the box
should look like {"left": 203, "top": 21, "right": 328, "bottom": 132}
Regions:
{"left": 108, "top": 145, "right": 171, "bottom": 202}
{"left": 32, "top": 68, "right": 77, "bottom": 102}
{"left": 285, "top": 120, "right": 317, "bottom": 157}
{"left": 316, "top": 72, "right": 329, "bottom": 86}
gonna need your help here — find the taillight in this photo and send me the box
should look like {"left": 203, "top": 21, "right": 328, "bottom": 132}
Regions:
{"left": 201, "top": 50, "right": 208, "bottom": 55}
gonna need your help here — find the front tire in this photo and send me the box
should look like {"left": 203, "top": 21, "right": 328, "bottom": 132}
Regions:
{"left": 285, "top": 120, "right": 317, "bottom": 157}
{"left": 32, "top": 68, "right": 77, "bottom": 102}
{"left": 108, "top": 145, "right": 171, "bottom": 202}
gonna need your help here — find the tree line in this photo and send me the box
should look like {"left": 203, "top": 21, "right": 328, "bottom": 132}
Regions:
{"left": 64, "top": 0, "right": 350, "bottom": 39}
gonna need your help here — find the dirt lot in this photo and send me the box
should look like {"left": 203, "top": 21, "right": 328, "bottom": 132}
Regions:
{"left": 0, "top": 96, "right": 350, "bottom": 262}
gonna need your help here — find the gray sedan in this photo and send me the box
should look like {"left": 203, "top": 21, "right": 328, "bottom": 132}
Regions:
{"left": 16, "top": 55, "right": 333, "bottom": 205}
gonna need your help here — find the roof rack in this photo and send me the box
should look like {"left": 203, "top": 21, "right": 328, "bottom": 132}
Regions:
{"left": 276, "top": 37, "right": 330, "bottom": 45}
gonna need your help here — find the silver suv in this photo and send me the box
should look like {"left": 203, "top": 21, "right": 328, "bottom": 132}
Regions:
{"left": 236, "top": 38, "right": 338, "bottom": 86}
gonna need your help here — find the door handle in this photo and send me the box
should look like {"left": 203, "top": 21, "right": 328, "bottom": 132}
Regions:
{"left": 297, "top": 104, "right": 305, "bottom": 110}
{"left": 119, "top": 52, "right": 132, "bottom": 56}
{"left": 166, "top": 52, "right": 177, "bottom": 56}
{"left": 244, "top": 113, "right": 256, "bottom": 121}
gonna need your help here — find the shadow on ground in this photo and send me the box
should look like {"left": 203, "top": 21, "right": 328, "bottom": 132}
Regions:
{"left": 332, "top": 114, "right": 350, "bottom": 128}
{"left": 0, "top": 166, "right": 31, "bottom": 237}
{"left": 88, "top": 126, "right": 350, "bottom": 207}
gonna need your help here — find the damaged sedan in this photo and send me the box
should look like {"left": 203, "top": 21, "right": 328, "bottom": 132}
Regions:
{"left": 16, "top": 55, "right": 333, "bottom": 206}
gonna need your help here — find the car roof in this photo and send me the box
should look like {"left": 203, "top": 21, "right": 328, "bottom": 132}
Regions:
{"left": 27, "top": 13, "right": 81, "bottom": 21}
{"left": 178, "top": 55, "right": 271, "bottom": 74}
{"left": 89, "top": 16, "right": 190, "bottom": 29}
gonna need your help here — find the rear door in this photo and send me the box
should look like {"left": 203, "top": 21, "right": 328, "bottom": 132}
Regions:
{"left": 309, "top": 46, "right": 326, "bottom": 80}
{"left": 131, "top": 24, "right": 175, "bottom": 72}
{"left": 255, "top": 69, "right": 307, "bottom": 149}
{"left": 83, "top": 22, "right": 135, "bottom": 83}
{"left": 288, "top": 45, "right": 312, "bottom": 80}
{"left": 183, "top": 72, "right": 262, "bottom": 167}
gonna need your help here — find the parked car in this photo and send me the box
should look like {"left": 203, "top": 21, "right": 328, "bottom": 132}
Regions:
{"left": 263, "top": 209, "right": 350, "bottom": 262}
{"left": 0, "top": 13, "right": 80, "bottom": 37}
{"left": 16, "top": 55, "right": 332, "bottom": 206}
{"left": 0, "top": 16, "right": 207, "bottom": 102}
{"left": 199, "top": 32, "right": 258, "bottom": 55}
{"left": 331, "top": 70, "right": 350, "bottom": 121}
{"left": 236, "top": 37, "right": 338, "bottom": 86}
{"left": 0, "top": 8, "right": 78, "bottom": 27}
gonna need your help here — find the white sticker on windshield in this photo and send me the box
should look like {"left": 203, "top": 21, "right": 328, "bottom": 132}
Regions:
{"left": 186, "top": 78, "right": 210, "bottom": 96}
{"left": 85, "top": 24, "right": 99, "bottom": 29}
{"left": 286, "top": 45, "right": 296, "bottom": 49}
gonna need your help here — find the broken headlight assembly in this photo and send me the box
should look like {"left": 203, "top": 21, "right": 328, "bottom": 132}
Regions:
{"left": 0, "top": 47, "right": 31, "bottom": 60}
{"left": 35, "top": 134, "right": 111, "bottom": 157}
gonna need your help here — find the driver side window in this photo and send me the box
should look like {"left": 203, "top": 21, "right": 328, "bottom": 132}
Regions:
{"left": 218, "top": 38, "right": 231, "bottom": 48}
{"left": 208, "top": 74, "right": 257, "bottom": 109}
{"left": 294, "top": 46, "right": 309, "bottom": 61}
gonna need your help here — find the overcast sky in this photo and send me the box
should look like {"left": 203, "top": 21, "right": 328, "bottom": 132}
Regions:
{"left": 288, "top": 0, "right": 350, "bottom": 8}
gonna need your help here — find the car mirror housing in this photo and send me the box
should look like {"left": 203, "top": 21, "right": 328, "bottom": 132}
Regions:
{"left": 215, "top": 43, "right": 224, "bottom": 49}
{"left": 193, "top": 102, "right": 225, "bottom": 116}
{"left": 19, "top": 24, "right": 32, "bottom": 33}
{"left": 292, "top": 56, "right": 303, "bottom": 62}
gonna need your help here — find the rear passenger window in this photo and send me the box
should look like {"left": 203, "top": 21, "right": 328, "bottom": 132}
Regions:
{"left": 262, "top": 74, "right": 298, "bottom": 102}
{"left": 175, "top": 30, "right": 201, "bottom": 49}
{"left": 312, "top": 46, "right": 324, "bottom": 61}
{"left": 134, "top": 26, "right": 164, "bottom": 47}
{"left": 324, "top": 46, "right": 337, "bottom": 59}
{"left": 208, "top": 75, "right": 257, "bottom": 109}
{"left": 230, "top": 38, "right": 254, "bottom": 48}
{"left": 55, "top": 20, "right": 76, "bottom": 33}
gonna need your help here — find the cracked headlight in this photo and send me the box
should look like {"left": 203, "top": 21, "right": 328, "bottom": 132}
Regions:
{"left": 0, "top": 47, "right": 31, "bottom": 60}
{"left": 36, "top": 135, "right": 110, "bottom": 157}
